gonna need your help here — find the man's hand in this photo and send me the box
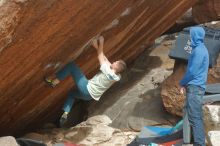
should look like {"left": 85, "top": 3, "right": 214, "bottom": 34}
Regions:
{"left": 92, "top": 37, "right": 99, "bottom": 50}
{"left": 180, "top": 86, "right": 185, "bottom": 95}
{"left": 177, "top": 84, "right": 185, "bottom": 95}
{"left": 91, "top": 36, "right": 111, "bottom": 66}
{"left": 92, "top": 36, "right": 104, "bottom": 53}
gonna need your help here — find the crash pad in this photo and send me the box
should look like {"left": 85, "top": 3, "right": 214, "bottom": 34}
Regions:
{"left": 169, "top": 26, "right": 220, "bottom": 67}
{"left": 206, "top": 83, "right": 220, "bottom": 94}
{"left": 16, "top": 138, "right": 46, "bottom": 146}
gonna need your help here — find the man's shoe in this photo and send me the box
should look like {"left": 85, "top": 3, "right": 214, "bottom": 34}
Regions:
{"left": 59, "top": 112, "right": 69, "bottom": 127}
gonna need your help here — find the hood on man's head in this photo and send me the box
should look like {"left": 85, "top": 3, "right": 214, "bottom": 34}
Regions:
{"left": 190, "top": 26, "right": 205, "bottom": 48}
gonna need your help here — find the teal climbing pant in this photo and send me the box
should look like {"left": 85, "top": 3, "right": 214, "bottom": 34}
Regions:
{"left": 56, "top": 62, "right": 92, "bottom": 113}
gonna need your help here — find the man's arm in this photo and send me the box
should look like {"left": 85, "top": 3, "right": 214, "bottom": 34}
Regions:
{"left": 92, "top": 36, "right": 111, "bottom": 66}
{"left": 178, "top": 50, "right": 201, "bottom": 94}
{"left": 179, "top": 49, "right": 203, "bottom": 86}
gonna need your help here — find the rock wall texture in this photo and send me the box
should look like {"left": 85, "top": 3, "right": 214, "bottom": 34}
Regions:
{"left": 203, "top": 105, "right": 220, "bottom": 146}
{"left": 23, "top": 115, "right": 137, "bottom": 146}
{"left": 207, "top": 131, "right": 220, "bottom": 146}
{"left": 0, "top": 0, "right": 197, "bottom": 136}
{"left": 0, "top": 136, "right": 19, "bottom": 146}
{"left": 192, "top": 0, "right": 220, "bottom": 23}
{"left": 161, "top": 58, "right": 220, "bottom": 116}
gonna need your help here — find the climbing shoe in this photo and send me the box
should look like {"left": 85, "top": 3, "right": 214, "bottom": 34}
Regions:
{"left": 44, "top": 77, "right": 57, "bottom": 87}
{"left": 60, "top": 112, "right": 69, "bottom": 127}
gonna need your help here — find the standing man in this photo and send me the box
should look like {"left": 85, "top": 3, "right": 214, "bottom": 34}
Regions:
{"left": 45, "top": 36, "right": 126, "bottom": 126}
{"left": 179, "top": 27, "right": 209, "bottom": 146}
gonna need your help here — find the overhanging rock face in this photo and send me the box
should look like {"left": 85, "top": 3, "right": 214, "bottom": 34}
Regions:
{"left": 192, "top": 0, "right": 220, "bottom": 23}
{"left": 0, "top": 0, "right": 196, "bottom": 135}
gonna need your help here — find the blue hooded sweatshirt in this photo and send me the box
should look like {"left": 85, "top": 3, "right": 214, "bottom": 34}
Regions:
{"left": 179, "top": 27, "right": 209, "bottom": 89}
